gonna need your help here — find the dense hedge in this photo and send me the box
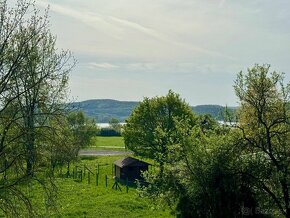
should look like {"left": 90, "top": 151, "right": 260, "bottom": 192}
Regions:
{"left": 97, "top": 128, "right": 121, "bottom": 136}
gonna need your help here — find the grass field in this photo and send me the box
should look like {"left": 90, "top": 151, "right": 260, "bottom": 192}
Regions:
{"left": 1, "top": 156, "right": 172, "bottom": 218}
{"left": 90, "top": 136, "right": 125, "bottom": 150}
{"left": 55, "top": 156, "right": 172, "bottom": 217}
{"left": 0, "top": 138, "right": 171, "bottom": 217}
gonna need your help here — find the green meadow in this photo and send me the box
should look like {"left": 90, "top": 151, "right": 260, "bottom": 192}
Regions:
{"left": 56, "top": 156, "right": 172, "bottom": 217}
{"left": 0, "top": 133, "right": 161, "bottom": 217}
{"left": 4, "top": 156, "right": 172, "bottom": 218}
{"left": 90, "top": 136, "right": 126, "bottom": 150}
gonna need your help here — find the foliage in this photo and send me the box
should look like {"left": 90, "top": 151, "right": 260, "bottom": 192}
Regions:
{"left": 0, "top": 0, "right": 74, "bottom": 216}
{"left": 47, "top": 111, "right": 98, "bottom": 175}
{"left": 234, "top": 64, "right": 290, "bottom": 217}
{"left": 98, "top": 128, "right": 121, "bottom": 136}
{"left": 127, "top": 77, "right": 289, "bottom": 217}
{"left": 109, "top": 118, "right": 122, "bottom": 134}
{"left": 124, "top": 91, "right": 253, "bottom": 217}
{"left": 196, "top": 113, "right": 219, "bottom": 133}
{"left": 123, "top": 90, "right": 197, "bottom": 173}
{"left": 138, "top": 118, "right": 261, "bottom": 218}
{"left": 67, "top": 111, "right": 98, "bottom": 148}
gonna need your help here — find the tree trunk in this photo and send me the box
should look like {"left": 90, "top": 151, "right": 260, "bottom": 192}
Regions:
{"left": 26, "top": 138, "right": 35, "bottom": 176}
{"left": 26, "top": 110, "right": 35, "bottom": 177}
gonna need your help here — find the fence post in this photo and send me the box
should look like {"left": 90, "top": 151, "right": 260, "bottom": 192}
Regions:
{"left": 88, "top": 172, "right": 90, "bottom": 184}
{"left": 126, "top": 177, "right": 129, "bottom": 193}
{"left": 80, "top": 170, "right": 83, "bottom": 182}
{"left": 75, "top": 166, "right": 78, "bottom": 179}
{"left": 96, "top": 173, "right": 99, "bottom": 186}
{"left": 105, "top": 175, "right": 108, "bottom": 187}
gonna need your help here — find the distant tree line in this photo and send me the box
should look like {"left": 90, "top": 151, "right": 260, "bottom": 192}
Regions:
{"left": 95, "top": 118, "right": 122, "bottom": 136}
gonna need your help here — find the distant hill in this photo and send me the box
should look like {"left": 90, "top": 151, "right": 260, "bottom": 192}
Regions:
{"left": 192, "top": 105, "right": 236, "bottom": 120}
{"left": 69, "top": 99, "right": 237, "bottom": 123}
{"left": 69, "top": 99, "right": 139, "bottom": 123}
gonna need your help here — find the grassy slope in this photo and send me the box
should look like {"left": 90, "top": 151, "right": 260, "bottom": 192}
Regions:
{"left": 6, "top": 156, "right": 171, "bottom": 218}
{"left": 58, "top": 156, "right": 172, "bottom": 218}
{"left": 0, "top": 140, "right": 170, "bottom": 217}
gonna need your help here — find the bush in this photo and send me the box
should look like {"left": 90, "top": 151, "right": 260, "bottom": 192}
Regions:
{"left": 98, "top": 128, "right": 121, "bottom": 136}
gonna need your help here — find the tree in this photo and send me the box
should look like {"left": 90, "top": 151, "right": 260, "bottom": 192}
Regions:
{"left": 47, "top": 112, "right": 97, "bottom": 176}
{"left": 9, "top": 27, "right": 72, "bottom": 176}
{"left": 109, "top": 117, "right": 122, "bottom": 135}
{"left": 123, "top": 90, "right": 197, "bottom": 175}
{"left": 197, "top": 113, "right": 219, "bottom": 133}
{"left": 67, "top": 111, "right": 98, "bottom": 148}
{"left": 234, "top": 64, "right": 290, "bottom": 217}
{"left": 0, "top": 0, "right": 74, "bottom": 216}
{"left": 139, "top": 117, "right": 258, "bottom": 218}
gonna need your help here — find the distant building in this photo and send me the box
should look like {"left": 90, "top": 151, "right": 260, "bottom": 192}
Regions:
{"left": 114, "top": 157, "right": 150, "bottom": 181}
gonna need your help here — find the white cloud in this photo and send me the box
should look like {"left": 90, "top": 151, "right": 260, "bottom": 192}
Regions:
{"left": 218, "top": 0, "right": 226, "bottom": 8}
{"left": 37, "top": 0, "right": 290, "bottom": 105}
{"left": 88, "top": 62, "right": 119, "bottom": 70}
{"left": 37, "top": 0, "right": 235, "bottom": 61}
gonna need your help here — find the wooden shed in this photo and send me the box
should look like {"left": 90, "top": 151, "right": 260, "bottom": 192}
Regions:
{"left": 114, "top": 157, "right": 150, "bottom": 181}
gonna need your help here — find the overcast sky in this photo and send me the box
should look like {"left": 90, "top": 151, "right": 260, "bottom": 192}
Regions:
{"left": 36, "top": 0, "right": 290, "bottom": 106}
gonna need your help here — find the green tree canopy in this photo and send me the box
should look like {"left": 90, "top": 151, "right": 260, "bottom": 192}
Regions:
{"left": 67, "top": 111, "right": 98, "bottom": 148}
{"left": 133, "top": 65, "right": 289, "bottom": 218}
{"left": 138, "top": 115, "right": 254, "bottom": 217}
{"left": 0, "top": 0, "right": 74, "bottom": 216}
{"left": 234, "top": 64, "right": 290, "bottom": 217}
{"left": 48, "top": 111, "right": 97, "bottom": 176}
{"left": 123, "top": 90, "right": 197, "bottom": 172}
{"left": 109, "top": 117, "right": 122, "bottom": 134}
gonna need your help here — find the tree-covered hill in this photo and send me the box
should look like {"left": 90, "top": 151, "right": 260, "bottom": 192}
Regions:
{"left": 69, "top": 99, "right": 237, "bottom": 122}
{"left": 69, "top": 99, "right": 139, "bottom": 123}
{"left": 192, "top": 105, "right": 236, "bottom": 120}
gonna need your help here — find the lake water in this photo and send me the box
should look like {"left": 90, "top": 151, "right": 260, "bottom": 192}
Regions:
{"left": 97, "top": 121, "right": 237, "bottom": 128}
{"left": 97, "top": 123, "right": 126, "bottom": 128}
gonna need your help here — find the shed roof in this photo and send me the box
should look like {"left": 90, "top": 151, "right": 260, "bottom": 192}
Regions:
{"left": 114, "top": 157, "right": 150, "bottom": 168}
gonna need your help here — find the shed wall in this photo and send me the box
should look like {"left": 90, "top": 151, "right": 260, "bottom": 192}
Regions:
{"left": 115, "top": 165, "right": 121, "bottom": 178}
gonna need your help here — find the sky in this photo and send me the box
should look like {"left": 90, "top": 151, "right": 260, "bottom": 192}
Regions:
{"left": 36, "top": 0, "right": 290, "bottom": 106}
